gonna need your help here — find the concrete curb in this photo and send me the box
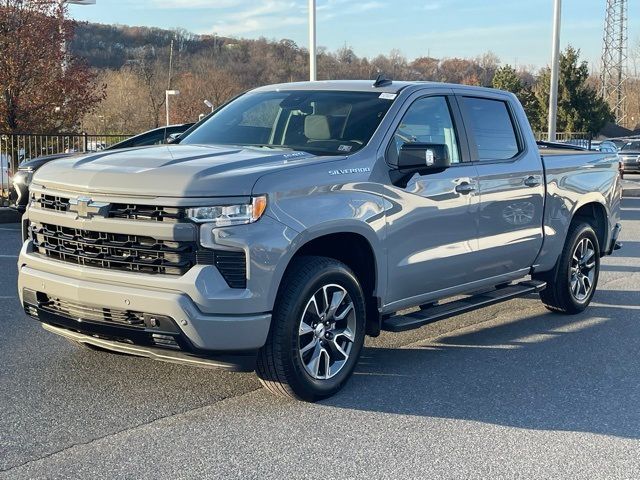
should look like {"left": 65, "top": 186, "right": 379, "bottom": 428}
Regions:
{"left": 623, "top": 188, "right": 640, "bottom": 198}
{"left": 0, "top": 207, "right": 20, "bottom": 224}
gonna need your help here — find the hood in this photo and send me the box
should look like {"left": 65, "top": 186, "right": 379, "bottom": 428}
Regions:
{"left": 19, "top": 153, "right": 78, "bottom": 171}
{"left": 32, "top": 144, "right": 336, "bottom": 198}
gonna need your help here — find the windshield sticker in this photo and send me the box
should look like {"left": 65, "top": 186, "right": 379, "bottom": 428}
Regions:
{"left": 338, "top": 145, "right": 353, "bottom": 152}
{"left": 379, "top": 93, "right": 397, "bottom": 100}
{"left": 328, "top": 167, "right": 371, "bottom": 176}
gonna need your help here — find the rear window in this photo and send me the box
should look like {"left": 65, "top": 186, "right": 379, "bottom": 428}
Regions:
{"left": 461, "top": 97, "right": 520, "bottom": 161}
{"left": 622, "top": 141, "right": 640, "bottom": 151}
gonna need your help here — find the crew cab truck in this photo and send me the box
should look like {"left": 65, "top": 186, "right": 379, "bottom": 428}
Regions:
{"left": 18, "top": 80, "right": 622, "bottom": 401}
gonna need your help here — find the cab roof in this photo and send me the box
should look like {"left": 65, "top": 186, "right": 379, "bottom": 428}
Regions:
{"left": 251, "top": 79, "right": 509, "bottom": 97}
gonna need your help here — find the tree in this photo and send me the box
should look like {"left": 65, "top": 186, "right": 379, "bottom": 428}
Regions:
{"left": 534, "top": 46, "right": 614, "bottom": 135}
{"left": 0, "top": 0, "right": 103, "bottom": 132}
{"left": 493, "top": 65, "right": 540, "bottom": 123}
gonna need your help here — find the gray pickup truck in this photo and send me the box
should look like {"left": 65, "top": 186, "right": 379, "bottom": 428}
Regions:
{"left": 18, "top": 80, "right": 622, "bottom": 401}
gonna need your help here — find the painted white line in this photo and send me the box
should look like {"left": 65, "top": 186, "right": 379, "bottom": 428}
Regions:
{"left": 0, "top": 296, "right": 15, "bottom": 299}
{"left": 0, "top": 228, "right": 20, "bottom": 232}
{"left": 0, "top": 255, "right": 18, "bottom": 258}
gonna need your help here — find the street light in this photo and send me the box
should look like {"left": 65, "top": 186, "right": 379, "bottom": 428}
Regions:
{"left": 547, "top": 0, "right": 562, "bottom": 141}
{"left": 204, "top": 99, "right": 214, "bottom": 112}
{"left": 308, "top": 0, "right": 317, "bottom": 81}
{"left": 59, "top": 0, "right": 96, "bottom": 72}
{"left": 166, "top": 90, "right": 180, "bottom": 126}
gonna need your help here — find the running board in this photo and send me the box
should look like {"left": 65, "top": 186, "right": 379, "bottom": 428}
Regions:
{"left": 382, "top": 280, "right": 547, "bottom": 333}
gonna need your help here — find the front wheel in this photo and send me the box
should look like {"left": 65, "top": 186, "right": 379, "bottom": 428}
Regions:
{"left": 256, "top": 256, "right": 366, "bottom": 401}
{"left": 535, "top": 222, "right": 601, "bottom": 314}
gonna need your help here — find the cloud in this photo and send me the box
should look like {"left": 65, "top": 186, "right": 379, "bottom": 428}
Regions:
{"left": 209, "top": 1, "right": 306, "bottom": 36}
{"left": 152, "top": 0, "right": 242, "bottom": 8}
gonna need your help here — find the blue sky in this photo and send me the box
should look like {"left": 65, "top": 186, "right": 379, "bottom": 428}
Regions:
{"left": 69, "top": 0, "right": 639, "bottom": 70}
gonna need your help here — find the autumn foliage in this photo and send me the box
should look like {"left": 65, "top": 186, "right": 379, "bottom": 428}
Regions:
{"left": 0, "top": 0, "right": 104, "bottom": 133}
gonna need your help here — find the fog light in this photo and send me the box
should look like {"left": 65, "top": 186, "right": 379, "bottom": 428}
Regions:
{"left": 152, "top": 333, "right": 179, "bottom": 350}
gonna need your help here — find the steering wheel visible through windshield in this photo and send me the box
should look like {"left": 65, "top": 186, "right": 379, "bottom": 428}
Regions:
{"left": 180, "top": 90, "right": 395, "bottom": 156}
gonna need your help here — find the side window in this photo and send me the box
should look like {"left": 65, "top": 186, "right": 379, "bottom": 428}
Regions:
{"left": 461, "top": 97, "right": 520, "bottom": 161}
{"left": 387, "top": 96, "right": 461, "bottom": 165}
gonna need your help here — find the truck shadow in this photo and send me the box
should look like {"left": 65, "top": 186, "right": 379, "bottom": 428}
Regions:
{"left": 325, "top": 292, "right": 640, "bottom": 439}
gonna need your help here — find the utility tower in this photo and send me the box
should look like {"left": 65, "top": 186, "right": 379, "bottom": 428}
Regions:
{"left": 601, "top": 0, "right": 628, "bottom": 125}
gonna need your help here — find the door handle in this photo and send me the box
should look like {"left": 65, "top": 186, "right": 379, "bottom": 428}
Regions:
{"left": 455, "top": 182, "right": 476, "bottom": 194}
{"left": 524, "top": 176, "right": 542, "bottom": 187}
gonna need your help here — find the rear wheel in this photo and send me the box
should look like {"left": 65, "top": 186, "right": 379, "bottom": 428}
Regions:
{"left": 256, "top": 256, "right": 366, "bottom": 401}
{"left": 535, "top": 222, "right": 600, "bottom": 314}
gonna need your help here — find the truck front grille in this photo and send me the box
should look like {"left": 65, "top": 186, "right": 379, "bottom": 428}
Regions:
{"left": 31, "top": 222, "right": 196, "bottom": 275}
{"left": 39, "top": 294, "right": 146, "bottom": 328}
{"left": 33, "top": 193, "right": 185, "bottom": 223}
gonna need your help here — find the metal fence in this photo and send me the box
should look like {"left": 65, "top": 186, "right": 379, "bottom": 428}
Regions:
{"left": 534, "top": 131, "right": 592, "bottom": 149}
{"left": 1, "top": 133, "right": 131, "bottom": 206}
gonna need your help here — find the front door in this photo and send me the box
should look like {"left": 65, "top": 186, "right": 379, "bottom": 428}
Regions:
{"left": 382, "top": 94, "right": 480, "bottom": 307}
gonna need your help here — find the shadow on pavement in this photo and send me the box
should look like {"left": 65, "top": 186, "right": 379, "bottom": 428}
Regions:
{"left": 326, "top": 291, "right": 640, "bottom": 439}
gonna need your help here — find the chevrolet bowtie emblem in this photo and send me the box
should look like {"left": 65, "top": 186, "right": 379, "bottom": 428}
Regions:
{"left": 68, "top": 196, "right": 110, "bottom": 219}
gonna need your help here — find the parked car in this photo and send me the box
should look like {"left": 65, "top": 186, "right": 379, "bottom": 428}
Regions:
{"left": 591, "top": 140, "right": 623, "bottom": 178}
{"left": 9, "top": 124, "right": 193, "bottom": 212}
{"left": 591, "top": 140, "right": 619, "bottom": 153}
{"left": 619, "top": 140, "right": 640, "bottom": 174}
{"left": 18, "top": 81, "right": 622, "bottom": 401}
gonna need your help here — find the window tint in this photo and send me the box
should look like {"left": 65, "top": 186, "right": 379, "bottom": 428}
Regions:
{"left": 388, "top": 96, "right": 460, "bottom": 164}
{"left": 462, "top": 97, "right": 520, "bottom": 161}
{"left": 623, "top": 141, "right": 640, "bottom": 151}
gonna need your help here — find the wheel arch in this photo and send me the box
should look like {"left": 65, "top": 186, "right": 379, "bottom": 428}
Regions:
{"left": 268, "top": 224, "right": 385, "bottom": 337}
{"left": 571, "top": 200, "right": 609, "bottom": 256}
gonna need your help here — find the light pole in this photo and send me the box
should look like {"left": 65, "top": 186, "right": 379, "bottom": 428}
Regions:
{"left": 204, "top": 99, "right": 215, "bottom": 112}
{"left": 59, "top": 0, "right": 96, "bottom": 71}
{"left": 308, "top": 0, "right": 317, "bottom": 81}
{"left": 166, "top": 90, "right": 180, "bottom": 126}
{"left": 547, "top": 0, "right": 562, "bottom": 141}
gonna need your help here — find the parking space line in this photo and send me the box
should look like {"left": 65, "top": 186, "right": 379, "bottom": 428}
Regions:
{"left": 0, "top": 255, "right": 18, "bottom": 258}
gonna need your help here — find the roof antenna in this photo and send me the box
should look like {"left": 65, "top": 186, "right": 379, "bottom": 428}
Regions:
{"left": 373, "top": 74, "right": 393, "bottom": 88}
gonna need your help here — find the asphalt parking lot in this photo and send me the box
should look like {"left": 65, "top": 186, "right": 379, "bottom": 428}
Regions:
{"left": 1, "top": 197, "right": 640, "bottom": 479}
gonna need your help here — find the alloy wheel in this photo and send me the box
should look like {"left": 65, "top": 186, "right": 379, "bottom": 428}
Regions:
{"left": 298, "top": 284, "right": 357, "bottom": 380}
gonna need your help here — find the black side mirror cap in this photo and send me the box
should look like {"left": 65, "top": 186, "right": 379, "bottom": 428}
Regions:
{"left": 397, "top": 143, "right": 451, "bottom": 172}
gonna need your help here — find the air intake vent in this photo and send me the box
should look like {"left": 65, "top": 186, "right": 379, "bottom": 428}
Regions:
{"left": 214, "top": 250, "right": 247, "bottom": 289}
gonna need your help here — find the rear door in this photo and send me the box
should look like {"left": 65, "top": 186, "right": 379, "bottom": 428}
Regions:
{"left": 455, "top": 92, "right": 544, "bottom": 279}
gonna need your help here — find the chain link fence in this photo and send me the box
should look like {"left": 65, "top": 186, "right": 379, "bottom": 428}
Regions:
{"left": 1, "top": 133, "right": 131, "bottom": 206}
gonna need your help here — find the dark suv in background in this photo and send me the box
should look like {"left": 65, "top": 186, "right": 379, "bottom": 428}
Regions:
{"left": 620, "top": 140, "right": 640, "bottom": 174}
{"left": 9, "top": 124, "right": 193, "bottom": 212}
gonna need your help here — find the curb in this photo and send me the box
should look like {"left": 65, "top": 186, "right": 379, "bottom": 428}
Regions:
{"left": 0, "top": 207, "right": 20, "bottom": 224}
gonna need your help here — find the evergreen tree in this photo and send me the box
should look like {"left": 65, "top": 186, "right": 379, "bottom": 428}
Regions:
{"left": 534, "top": 46, "right": 613, "bottom": 135}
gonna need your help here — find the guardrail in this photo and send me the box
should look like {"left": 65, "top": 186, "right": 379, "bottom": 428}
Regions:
{"left": 1, "top": 133, "right": 131, "bottom": 206}
{"left": 534, "top": 131, "right": 592, "bottom": 150}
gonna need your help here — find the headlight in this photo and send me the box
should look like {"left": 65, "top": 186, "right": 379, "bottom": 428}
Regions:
{"left": 187, "top": 195, "right": 267, "bottom": 227}
{"left": 12, "top": 170, "right": 32, "bottom": 185}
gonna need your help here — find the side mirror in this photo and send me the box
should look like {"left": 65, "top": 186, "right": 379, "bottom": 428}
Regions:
{"left": 166, "top": 133, "right": 182, "bottom": 144}
{"left": 397, "top": 143, "right": 450, "bottom": 173}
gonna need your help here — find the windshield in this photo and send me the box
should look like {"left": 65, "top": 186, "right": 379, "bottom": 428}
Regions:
{"left": 622, "top": 141, "right": 640, "bottom": 151}
{"left": 180, "top": 90, "right": 394, "bottom": 156}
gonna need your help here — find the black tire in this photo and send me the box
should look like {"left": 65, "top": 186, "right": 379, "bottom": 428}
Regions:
{"left": 256, "top": 256, "right": 366, "bottom": 401}
{"left": 534, "top": 221, "right": 601, "bottom": 314}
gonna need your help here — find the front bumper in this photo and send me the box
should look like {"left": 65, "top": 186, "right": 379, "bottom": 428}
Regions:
{"left": 19, "top": 259, "right": 271, "bottom": 371}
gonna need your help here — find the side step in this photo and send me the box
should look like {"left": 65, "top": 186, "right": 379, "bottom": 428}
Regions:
{"left": 382, "top": 280, "right": 547, "bottom": 333}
